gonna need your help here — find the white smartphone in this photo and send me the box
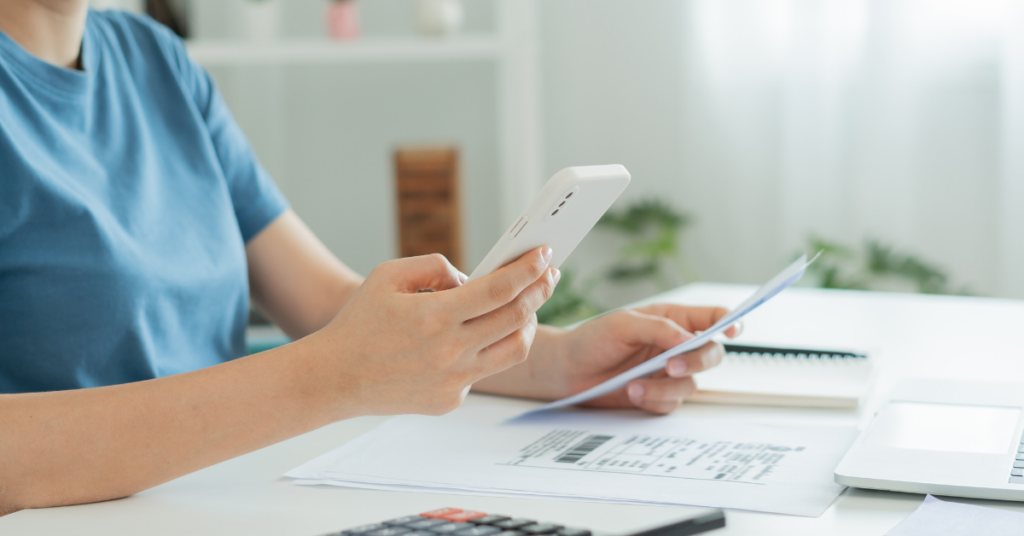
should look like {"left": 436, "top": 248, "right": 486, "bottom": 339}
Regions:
{"left": 467, "top": 165, "right": 631, "bottom": 281}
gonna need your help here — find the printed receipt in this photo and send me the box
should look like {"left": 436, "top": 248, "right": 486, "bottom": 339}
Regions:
{"left": 286, "top": 406, "right": 858, "bottom": 517}
{"left": 504, "top": 430, "right": 804, "bottom": 484}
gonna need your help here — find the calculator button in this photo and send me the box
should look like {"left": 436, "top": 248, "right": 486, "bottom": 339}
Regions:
{"left": 519, "top": 524, "right": 563, "bottom": 535}
{"left": 454, "top": 526, "right": 501, "bottom": 536}
{"left": 493, "top": 519, "right": 536, "bottom": 530}
{"left": 386, "top": 516, "right": 427, "bottom": 526}
{"left": 423, "top": 509, "right": 464, "bottom": 519}
{"left": 431, "top": 523, "right": 474, "bottom": 533}
{"left": 367, "top": 528, "right": 411, "bottom": 536}
{"left": 1013, "top": 468, "right": 1024, "bottom": 477}
{"left": 345, "top": 525, "right": 388, "bottom": 535}
{"left": 1011, "top": 476, "right": 1024, "bottom": 484}
{"left": 443, "top": 511, "right": 488, "bottom": 522}
{"left": 1015, "top": 461, "right": 1024, "bottom": 469}
{"left": 406, "top": 520, "right": 450, "bottom": 530}
{"left": 470, "top": 516, "right": 512, "bottom": 525}
{"left": 407, "top": 532, "right": 440, "bottom": 536}
{"left": 556, "top": 529, "right": 591, "bottom": 536}
{"left": 1017, "top": 444, "right": 1024, "bottom": 453}
{"left": 493, "top": 532, "right": 526, "bottom": 536}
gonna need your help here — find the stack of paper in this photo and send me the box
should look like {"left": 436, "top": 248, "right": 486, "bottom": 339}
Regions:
{"left": 287, "top": 406, "right": 857, "bottom": 517}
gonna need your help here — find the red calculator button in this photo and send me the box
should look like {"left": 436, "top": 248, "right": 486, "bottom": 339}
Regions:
{"left": 422, "top": 508, "right": 464, "bottom": 519}
{"left": 442, "top": 511, "right": 488, "bottom": 522}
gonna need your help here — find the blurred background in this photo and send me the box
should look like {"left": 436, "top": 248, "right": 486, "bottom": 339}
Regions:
{"left": 94, "top": 0, "right": 1024, "bottom": 326}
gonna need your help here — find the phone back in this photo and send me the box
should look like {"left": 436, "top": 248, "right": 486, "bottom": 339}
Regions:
{"left": 468, "top": 165, "right": 631, "bottom": 281}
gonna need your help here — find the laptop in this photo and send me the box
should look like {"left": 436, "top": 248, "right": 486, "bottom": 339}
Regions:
{"left": 835, "top": 378, "right": 1024, "bottom": 500}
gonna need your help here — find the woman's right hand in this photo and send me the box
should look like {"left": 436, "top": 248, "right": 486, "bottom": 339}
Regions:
{"left": 302, "top": 247, "right": 559, "bottom": 419}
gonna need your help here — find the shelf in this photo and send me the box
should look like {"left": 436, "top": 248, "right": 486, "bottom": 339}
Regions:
{"left": 185, "top": 36, "right": 503, "bottom": 66}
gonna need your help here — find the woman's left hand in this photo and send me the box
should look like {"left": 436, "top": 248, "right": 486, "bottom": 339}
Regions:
{"left": 472, "top": 304, "right": 742, "bottom": 414}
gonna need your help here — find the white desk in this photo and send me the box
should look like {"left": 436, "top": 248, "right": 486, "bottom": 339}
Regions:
{"left": 6, "top": 283, "right": 1024, "bottom": 535}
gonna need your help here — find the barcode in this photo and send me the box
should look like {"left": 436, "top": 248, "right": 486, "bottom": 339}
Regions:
{"left": 555, "top": 435, "right": 613, "bottom": 463}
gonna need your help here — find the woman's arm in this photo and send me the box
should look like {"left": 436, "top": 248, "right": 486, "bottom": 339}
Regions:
{"left": 0, "top": 338, "right": 332, "bottom": 516}
{"left": 0, "top": 248, "right": 557, "bottom": 515}
{"left": 246, "top": 210, "right": 365, "bottom": 340}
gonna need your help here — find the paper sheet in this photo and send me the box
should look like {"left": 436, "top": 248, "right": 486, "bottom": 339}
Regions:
{"left": 520, "top": 253, "right": 819, "bottom": 415}
{"left": 287, "top": 405, "right": 856, "bottom": 517}
{"left": 887, "top": 495, "right": 1024, "bottom": 536}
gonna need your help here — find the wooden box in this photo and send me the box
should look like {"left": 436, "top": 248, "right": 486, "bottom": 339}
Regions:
{"left": 393, "top": 147, "right": 463, "bottom": 270}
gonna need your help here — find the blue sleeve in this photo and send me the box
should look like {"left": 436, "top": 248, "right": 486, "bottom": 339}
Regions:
{"left": 147, "top": 18, "right": 289, "bottom": 242}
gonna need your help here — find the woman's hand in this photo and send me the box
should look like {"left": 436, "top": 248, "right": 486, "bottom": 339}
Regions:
{"left": 472, "top": 304, "right": 741, "bottom": 414}
{"left": 303, "top": 248, "right": 559, "bottom": 419}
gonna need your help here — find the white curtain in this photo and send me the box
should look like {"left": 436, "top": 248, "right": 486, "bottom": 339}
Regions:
{"left": 679, "top": 0, "right": 1024, "bottom": 297}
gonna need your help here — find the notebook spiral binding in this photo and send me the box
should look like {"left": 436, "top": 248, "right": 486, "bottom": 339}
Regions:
{"left": 722, "top": 344, "right": 869, "bottom": 362}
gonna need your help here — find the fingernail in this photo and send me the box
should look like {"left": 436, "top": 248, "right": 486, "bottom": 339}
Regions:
{"left": 628, "top": 383, "right": 644, "bottom": 403}
{"left": 668, "top": 360, "right": 687, "bottom": 377}
{"left": 733, "top": 321, "right": 744, "bottom": 337}
{"left": 540, "top": 246, "right": 553, "bottom": 265}
{"left": 458, "top": 271, "right": 468, "bottom": 284}
{"left": 552, "top": 268, "right": 562, "bottom": 285}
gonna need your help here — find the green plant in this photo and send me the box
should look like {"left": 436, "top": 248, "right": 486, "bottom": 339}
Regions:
{"left": 535, "top": 198, "right": 698, "bottom": 326}
{"left": 535, "top": 269, "right": 602, "bottom": 326}
{"left": 865, "top": 241, "right": 951, "bottom": 294}
{"left": 596, "top": 199, "right": 698, "bottom": 289}
{"left": 803, "top": 236, "right": 864, "bottom": 290}
{"left": 802, "top": 236, "right": 965, "bottom": 295}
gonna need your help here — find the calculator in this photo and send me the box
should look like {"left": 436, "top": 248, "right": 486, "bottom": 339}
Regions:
{"left": 324, "top": 506, "right": 725, "bottom": 536}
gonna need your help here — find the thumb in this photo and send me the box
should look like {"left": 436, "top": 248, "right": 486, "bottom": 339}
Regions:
{"left": 385, "top": 254, "right": 463, "bottom": 294}
{"left": 612, "top": 310, "right": 694, "bottom": 350}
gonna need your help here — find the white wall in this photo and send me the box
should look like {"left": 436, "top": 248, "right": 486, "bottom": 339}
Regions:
{"left": 200, "top": 0, "right": 1018, "bottom": 303}
{"left": 540, "top": 0, "right": 1018, "bottom": 303}
{"left": 539, "top": 1, "right": 695, "bottom": 306}
{"left": 199, "top": 0, "right": 501, "bottom": 275}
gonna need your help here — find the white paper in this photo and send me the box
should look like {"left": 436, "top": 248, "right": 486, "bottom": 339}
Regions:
{"left": 287, "top": 405, "right": 856, "bottom": 517}
{"left": 520, "top": 253, "right": 819, "bottom": 416}
{"left": 887, "top": 495, "right": 1024, "bottom": 536}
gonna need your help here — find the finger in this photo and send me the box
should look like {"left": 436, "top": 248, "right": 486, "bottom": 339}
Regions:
{"left": 449, "top": 246, "right": 553, "bottom": 320}
{"left": 636, "top": 304, "right": 739, "bottom": 336}
{"left": 627, "top": 377, "right": 696, "bottom": 414}
{"left": 378, "top": 254, "right": 463, "bottom": 294}
{"left": 665, "top": 341, "right": 725, "bottom": 377}
{"left": 603, "top": 310, "right": 694, "bottom": 351}
{"left": 464, "top": 267, "right": 559, "bottom": 347}
{"left": 472, "top": 317, "right": 539, "bottom": 379}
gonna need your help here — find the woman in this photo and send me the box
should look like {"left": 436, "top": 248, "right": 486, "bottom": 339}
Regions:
{"left": 0, "top": 1, "right": 738, "bottom": 515}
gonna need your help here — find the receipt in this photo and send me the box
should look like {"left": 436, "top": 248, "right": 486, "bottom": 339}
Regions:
{"left": 519, "top": 253, "right": 819, "bottom": 416}
{"left": 505, "top": 429, "right": 806, "bottom": 484}
{"left": 286, "top": 405, "right": 856, "bottom": 517}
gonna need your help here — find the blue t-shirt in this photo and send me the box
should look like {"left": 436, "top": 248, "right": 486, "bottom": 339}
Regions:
{"left": 0, "top": 10, "right": 289, "bottom": 393}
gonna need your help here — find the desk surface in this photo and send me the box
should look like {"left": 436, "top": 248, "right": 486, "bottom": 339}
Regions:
{"left": 7, "top": 283, "right": 1024, "bottom": 535}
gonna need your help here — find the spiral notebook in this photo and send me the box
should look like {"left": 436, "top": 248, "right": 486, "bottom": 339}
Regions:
{"left": 689, "top": 343, "right": 875, "bottom": 408}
